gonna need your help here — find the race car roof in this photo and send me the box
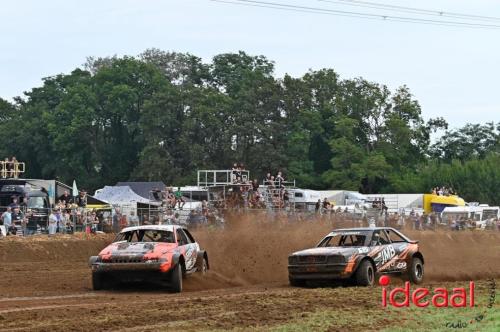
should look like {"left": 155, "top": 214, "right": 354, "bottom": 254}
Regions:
{"left": 333, "top": 227, "right": 397, "bottom": 232}
{"left": 120, "top": 225, "right": 178, "bottom": 233}
{"left": 327, "top": 227, "right": 413, "bottom": 242}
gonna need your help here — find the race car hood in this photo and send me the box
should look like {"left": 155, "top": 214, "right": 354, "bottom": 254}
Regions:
{"left": 99, "top": 242, "right": 177, "bottom": 257}
{"left": 290, "top": 247, "right": 362, "bottom": 257}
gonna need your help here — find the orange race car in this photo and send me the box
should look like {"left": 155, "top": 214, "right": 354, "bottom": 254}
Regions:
{"left": 89, "top": 225, "right": 208, "bottom": 292}
{"left": 288, "top": 227, "right": 424, "bottom": 287}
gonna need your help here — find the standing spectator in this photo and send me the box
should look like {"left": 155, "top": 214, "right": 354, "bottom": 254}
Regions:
{"left": 162, "top": 186, "right": 175, "bottom": 208}
{"left": 11, "top": 157, "right": 19, "bottom": 178}
{"left": 112, "top": 208, "right": 121, "bottom": 233}
{"left": 264, "top": 173, "right": 272, "bottom": 185}
{"left": 283, "top": 190, "right": 289, "bottom": 207}
{"left": 119, "top": 212, "right": 128, "bottom": 229}
{"left": 414, "top": 213, "right": 421, "bottom": 230}
{"left": 75, "top": 190, "right": 88, "bottom": 208}
{"left": 268, "top": 176, "right": 275, "bottom": 189}
{"left": 322, "top": 198, "right": 330, "bottom": 212}
{"left": 60, "top": 210, "right": 70, "bottom": 234}
{"left": 6, "top": 157, "right": 15, "bottom": 178}
{"left": 275, "top": 171, "right": 285, "bottom": 189}
{"left": 9, "top": 197, "right": 19, "bottom": 209}
{"left": 20, "top": 197, "right": 28, "bottom": 212}
{"left": 315, "top": 199, "right": 321, "bottom": 213}
{"left": 1, "top": 207, "right": 12, "bottom": 231}
{"left": 48, "top": 210, "right": 58, "bottom": 235}
{"left": 397, "top": 213, "right": 405, "bottom": 229}
{"left": 236, "top": 163, "right": 243, "bottom": 181}
{"left": 381, "top": 198, "right": 388, "bottom": 213}
{"left": 88, "top": 211, "right": 100, "bottom": 233}
{"left": 201, "top": 200, "right": 208, "bottom": 217}
{"left": 58, "top": 190, "right": 73, "bottom": 207}
{"left": 10, "top": 207, "right": 24, "bottom": 236}
{"left": 232, "top": 163, "right": 239, "bottom": 182}
{"left": 174, "top": 187, "right": 185, "bottom": 209}
{"left": 251, "top": 179, "right": 259, "bottom": 192}
{"left": 162, "top": 209, "right": 176, "bottom": 225}
{"left": 25, "top": 210, "right": 38, "bottom": 235}
{"left": 129, "top": 211, "right": 139, "bottom": 227}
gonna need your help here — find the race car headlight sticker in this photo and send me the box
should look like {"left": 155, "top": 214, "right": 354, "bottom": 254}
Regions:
{"left": 159, "top": 257, "right": 168, "bottom": 263}
{"left": 327, "top": 255, "right": 345, "bottom": 264}
{"left": 145, "top": 258, "right": 159, "bottom": 263}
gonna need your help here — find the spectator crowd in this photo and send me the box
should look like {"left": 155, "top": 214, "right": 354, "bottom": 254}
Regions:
{"left": 431, "top": 186, "right": 457, "bottom": 196}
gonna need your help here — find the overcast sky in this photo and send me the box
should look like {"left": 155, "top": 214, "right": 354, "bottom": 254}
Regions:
{"left": 1, "top": 0, "right": 499, "bottom": 129}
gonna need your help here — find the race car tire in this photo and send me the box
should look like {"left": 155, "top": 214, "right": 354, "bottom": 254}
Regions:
{"left": 408, "top": 257, "right": 424, "bottom": 284}
{"left": 92, "top": 272, "right": 105, "bottom": 291}
{"left": 198, "top": 257, "right": 208, "bottom": 275}
{"left": 289, "top": 276, "right": 306, "bottom": 287}
{"left": 171, "top": 263, "right": 183, "bottom": 293}
{"left": 355, "top": 260, "right": 375, "bottom": 286}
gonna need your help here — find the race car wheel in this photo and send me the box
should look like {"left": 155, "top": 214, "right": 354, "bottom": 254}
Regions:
{"left": 289, "top": 276, "right": 306, "bottom": 287}
{"left": 408, "top": 257, "right": 424, "bottom": 284}
{"left": 198, "top": 257, "right": 208, "bottom": 275}
{"left": 92, "top": 272, "right": 105, "bottom": 291}
{"left": 355, "top": 260, "right": 375, "bottom": 286}
{"left": 171, "top": 263, "right": 183, "bottom": 293}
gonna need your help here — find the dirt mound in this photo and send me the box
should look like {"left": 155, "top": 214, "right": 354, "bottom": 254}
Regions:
{"left": 0, "top": 234, "right": 113, "bottom": 264}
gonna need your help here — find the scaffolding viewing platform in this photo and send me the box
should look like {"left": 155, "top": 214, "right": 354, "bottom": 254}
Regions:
{"left": 197, "top": 169, "right": 250, "bottom": 187}
{"left": 196, "top": 169, "right": 296, "bottom": 211}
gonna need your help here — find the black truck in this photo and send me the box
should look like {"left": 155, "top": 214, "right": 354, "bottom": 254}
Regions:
{"left": 0, "top": 179, "right": 52, "bottom": 231}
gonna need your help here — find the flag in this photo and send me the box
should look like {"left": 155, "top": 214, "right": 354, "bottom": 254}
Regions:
{"left": 72, "top": 180, "right": 78, "bottom": 197}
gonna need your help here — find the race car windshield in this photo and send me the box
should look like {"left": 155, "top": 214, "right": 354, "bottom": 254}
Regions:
{"left": 114, "top": 230, "right": 175, "bottom": 243}
{"left": 318, "top": 232, "right": 370, "bottom": 247}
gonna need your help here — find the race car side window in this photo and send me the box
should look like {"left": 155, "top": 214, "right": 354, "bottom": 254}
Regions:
{"left": 386, "top": 229, "right": 406, "bottom": 243}
{"left": 371, "top": 230, "right": 390, "bottom": 246}
{"left": 176, "top": 228, "right": 189, "bottom": 246}
{"left": 182, "top": 228, "right": 195, "bottom": 243}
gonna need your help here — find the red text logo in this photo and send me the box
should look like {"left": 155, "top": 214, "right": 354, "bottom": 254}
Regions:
{"left": 379, "top": 276, "right": 475, "bottom": 308}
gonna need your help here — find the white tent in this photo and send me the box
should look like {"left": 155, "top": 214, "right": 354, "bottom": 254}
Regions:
{"left": 94, "top": 186, "right": 160, "bottom": 206}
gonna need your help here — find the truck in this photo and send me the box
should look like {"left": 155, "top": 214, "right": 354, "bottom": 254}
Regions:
{"left": 24, "top": 179, "right": 72, "bottom": 206}
{"left": 0, "top": 179, "right": 72, "bottom": 231}
{"left": 0, "top": 179, "right": 50, "bottom": 231}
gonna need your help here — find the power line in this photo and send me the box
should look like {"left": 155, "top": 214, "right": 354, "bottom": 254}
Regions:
{"left": 210, "top": 0, "right": 500, "bottom": 29}
{"left": 318, "top": 0, "right": 500, "bottom": 23}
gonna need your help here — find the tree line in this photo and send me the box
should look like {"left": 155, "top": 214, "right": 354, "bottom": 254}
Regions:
{"left": 0, "top": 49, "right": 498, "bottom": 204}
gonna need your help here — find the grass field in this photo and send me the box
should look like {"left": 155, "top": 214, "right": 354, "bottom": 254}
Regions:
{"left": 261, "top": 280, "right": 498, "bottom": 332}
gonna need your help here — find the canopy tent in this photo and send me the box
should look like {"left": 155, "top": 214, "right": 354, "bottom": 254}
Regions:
{"left": 86, "top": 195, "right": 112, "bottom": 210}
{"left": 116, "top": 181, "right": 166, "bottom": 201}
{"left": 94, "top": 186, "right": 160, "bottom": 207}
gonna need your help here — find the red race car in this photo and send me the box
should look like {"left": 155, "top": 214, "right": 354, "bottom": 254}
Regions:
{"left": 89, "top": 225, "right": 208, "bottom": 292}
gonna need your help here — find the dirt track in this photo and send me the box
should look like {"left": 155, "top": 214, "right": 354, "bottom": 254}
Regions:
{"left": 0, "top": 219, "right": 499, "bottom": 331}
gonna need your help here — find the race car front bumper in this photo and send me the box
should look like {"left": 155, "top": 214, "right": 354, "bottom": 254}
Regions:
{"left": 89, "top": 256, "right": 175, "bottom": 284}
{"left": 89, "top": 255, "right": 173, "bottom": 273}
{"left": 91, "top": 261, "right": 164, "bottom": 272}
{"left": 288, "top": 263, "right": 351, "bottom": 280}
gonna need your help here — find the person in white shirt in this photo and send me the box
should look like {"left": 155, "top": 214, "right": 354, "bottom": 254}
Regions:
{"left": 48, "top": 210, "right": 58, "bottom": 235}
